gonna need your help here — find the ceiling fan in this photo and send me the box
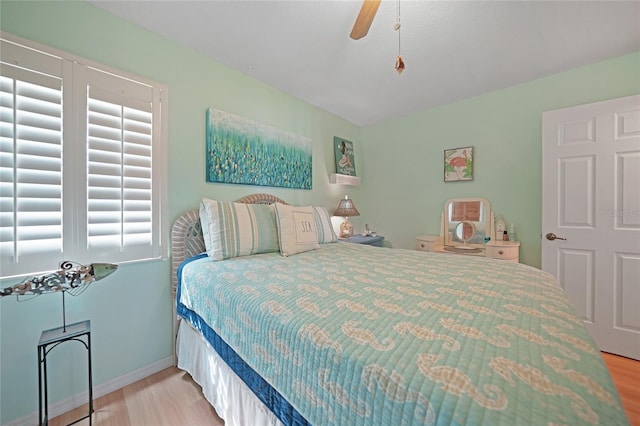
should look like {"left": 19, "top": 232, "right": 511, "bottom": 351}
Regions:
{"left": 350, "top": 0, "right": 405, "bottom": 74}
{"left": 350, "top": 0, "right": 382, "bottom": 40}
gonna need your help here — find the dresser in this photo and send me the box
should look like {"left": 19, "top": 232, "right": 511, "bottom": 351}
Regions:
{"left": 485, "top": 241, "right": 520, "bottom": 262}
{"left": 416, "top": 235, "right": 442, "bottom": 252}
{"left": 416, "top": 235, "right": 520, "bottom": 263}
{"left": 417, "top": 197, "right": 521, "bottom": 263}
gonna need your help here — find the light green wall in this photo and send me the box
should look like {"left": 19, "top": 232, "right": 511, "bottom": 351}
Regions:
{"left": 1, "top": 0, "right": 639, "bottom": 424}
{"left": 0, "top": 1, "right": 359, "bottom": 423}
{"left": 358, "top": 52, "right": 640, "bottom": 266}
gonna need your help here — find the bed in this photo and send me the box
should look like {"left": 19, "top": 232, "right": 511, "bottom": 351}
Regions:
{"left": 172, "top": 194, "right": 628, "bottom": 426}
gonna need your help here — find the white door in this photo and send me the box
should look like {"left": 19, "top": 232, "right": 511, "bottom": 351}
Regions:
{"left": 542, "top": 94, "right": 640, "bottom": 361}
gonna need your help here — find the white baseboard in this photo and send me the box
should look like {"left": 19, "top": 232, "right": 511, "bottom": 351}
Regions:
{"left": 4, "top": 356, "right": 175, "bottom": 426}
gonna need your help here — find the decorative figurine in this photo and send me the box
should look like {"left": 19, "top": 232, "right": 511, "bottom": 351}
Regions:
{"left": 1, "top": 261, "right": 118, "bottom": 298}
{"left": 2, "top": 261, "right": 118, "bottom": 331}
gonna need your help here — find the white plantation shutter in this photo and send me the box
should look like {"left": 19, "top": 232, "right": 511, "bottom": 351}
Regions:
{"left": 1, "top": 34, "right": 167, "bottom": 278}
{"left": 87, "top": 97, "right": 153, "bottom": 249}
{"left": 86, "top": 73, "right": 155, "bottom": 259}
{"left": 0, "top": 55, "right": 65, "bottom": 276}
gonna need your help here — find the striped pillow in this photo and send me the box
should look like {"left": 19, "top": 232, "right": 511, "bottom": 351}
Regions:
{"left": 312, "top": 206, "right": 338, "bottom": 243}
{"left": 199, "top": 199, "right": 279, "bottom": 261}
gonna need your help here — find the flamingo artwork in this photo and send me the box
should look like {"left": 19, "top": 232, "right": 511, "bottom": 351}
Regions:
{"left": 450, "top": 149, "right": 468, "bottom": 178}
{"left": 444, "top": 147, "right": 473, "bottom": 181}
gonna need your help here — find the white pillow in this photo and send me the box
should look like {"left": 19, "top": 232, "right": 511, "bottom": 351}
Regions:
{"left": 199, "top": 199, "right": 279, "bottom": 261}
{"left": 312, "top": 206, "right": 338, "bottom": 243}
{"left": 273, "top": 203, "right": 320, "bottom": 257}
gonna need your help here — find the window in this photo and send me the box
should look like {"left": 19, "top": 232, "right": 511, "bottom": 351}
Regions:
{"left": 0, "top": 34, "right": 168, "bottom": 278}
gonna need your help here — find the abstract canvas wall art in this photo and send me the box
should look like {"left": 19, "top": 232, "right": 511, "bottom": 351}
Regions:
{"left": 206, "top": 108, "right": 312, "bottom": 189}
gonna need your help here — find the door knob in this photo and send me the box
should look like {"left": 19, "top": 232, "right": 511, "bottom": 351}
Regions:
{"left": 546, "top": 232, "right": 567, "bottom": 241}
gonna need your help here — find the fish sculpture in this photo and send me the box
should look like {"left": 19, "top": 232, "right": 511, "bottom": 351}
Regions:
{"left": 0, "top": 261, "right": 118, "bottom": 298}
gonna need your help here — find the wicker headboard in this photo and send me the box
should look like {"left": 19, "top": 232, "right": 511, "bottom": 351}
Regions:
{"left": 171, "top": 193, "right": 289, "bottom": 295}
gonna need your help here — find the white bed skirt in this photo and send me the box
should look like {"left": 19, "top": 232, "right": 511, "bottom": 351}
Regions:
{"left": 176, "top": 321, "right": 283, "bottom": 426}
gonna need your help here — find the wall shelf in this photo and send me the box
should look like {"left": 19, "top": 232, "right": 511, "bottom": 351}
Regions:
{"left": 329, "top": 173, "right": 360, "bottom": 186}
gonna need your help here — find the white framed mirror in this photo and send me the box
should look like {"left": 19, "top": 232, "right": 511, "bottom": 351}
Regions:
{"left": 442, "top": 197, "right": 492, "bottom": 250}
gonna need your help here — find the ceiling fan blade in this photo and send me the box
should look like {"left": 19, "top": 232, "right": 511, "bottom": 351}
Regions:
{"left": 350, "top": 0, "right": 382, "bottom": 40}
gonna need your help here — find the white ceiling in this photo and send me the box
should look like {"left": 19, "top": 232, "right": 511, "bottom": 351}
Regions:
{"left": 89, "top": 0, "right": 640, "bottom": 127}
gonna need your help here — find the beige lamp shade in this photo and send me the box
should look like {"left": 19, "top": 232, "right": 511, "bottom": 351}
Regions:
{"left": 334, "top": 196, "right": 360, "bottom": 218}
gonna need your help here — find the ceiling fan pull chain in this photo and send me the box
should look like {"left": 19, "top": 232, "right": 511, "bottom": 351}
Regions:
{"left": 395, "top": 0, "right": 405, "bottom": 74}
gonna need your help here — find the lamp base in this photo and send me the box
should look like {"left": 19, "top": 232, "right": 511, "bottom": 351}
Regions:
{"left": 339, "top": 218, "right": 354, "bottom": 239}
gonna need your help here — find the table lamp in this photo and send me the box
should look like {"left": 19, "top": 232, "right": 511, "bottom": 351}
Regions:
{"left": 334, "top": 195, "right": 360, "bottom": 238}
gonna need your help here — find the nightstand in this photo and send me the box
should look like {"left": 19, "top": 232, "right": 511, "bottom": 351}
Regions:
{"left": 340, "top": 235, "right": 385, "bottom": 247}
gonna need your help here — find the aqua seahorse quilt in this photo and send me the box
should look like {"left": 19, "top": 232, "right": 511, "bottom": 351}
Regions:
{"left": 177, "top": 243, "right": 628, "bottom": 426}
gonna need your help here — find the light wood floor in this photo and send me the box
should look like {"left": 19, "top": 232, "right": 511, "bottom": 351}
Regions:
{"left": 52, "top": 353, "right": 639, "bottom": 426}
{"left": 603, "top": 352, "right": 640, "bottom": 426}
{"left": 50, "top": 367, "right": 223, "bottom": 426}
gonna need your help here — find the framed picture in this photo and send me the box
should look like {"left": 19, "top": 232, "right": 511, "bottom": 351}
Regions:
{"left": 444, "top": 146, "right": 473, "bottom": 182}
{"left": 334, "top": 137, "right": 356, "bottom": 176}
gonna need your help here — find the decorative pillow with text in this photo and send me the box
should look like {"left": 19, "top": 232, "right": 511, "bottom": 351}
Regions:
{"left": 273, "top": 203, "right": 320, "bottom": 257}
